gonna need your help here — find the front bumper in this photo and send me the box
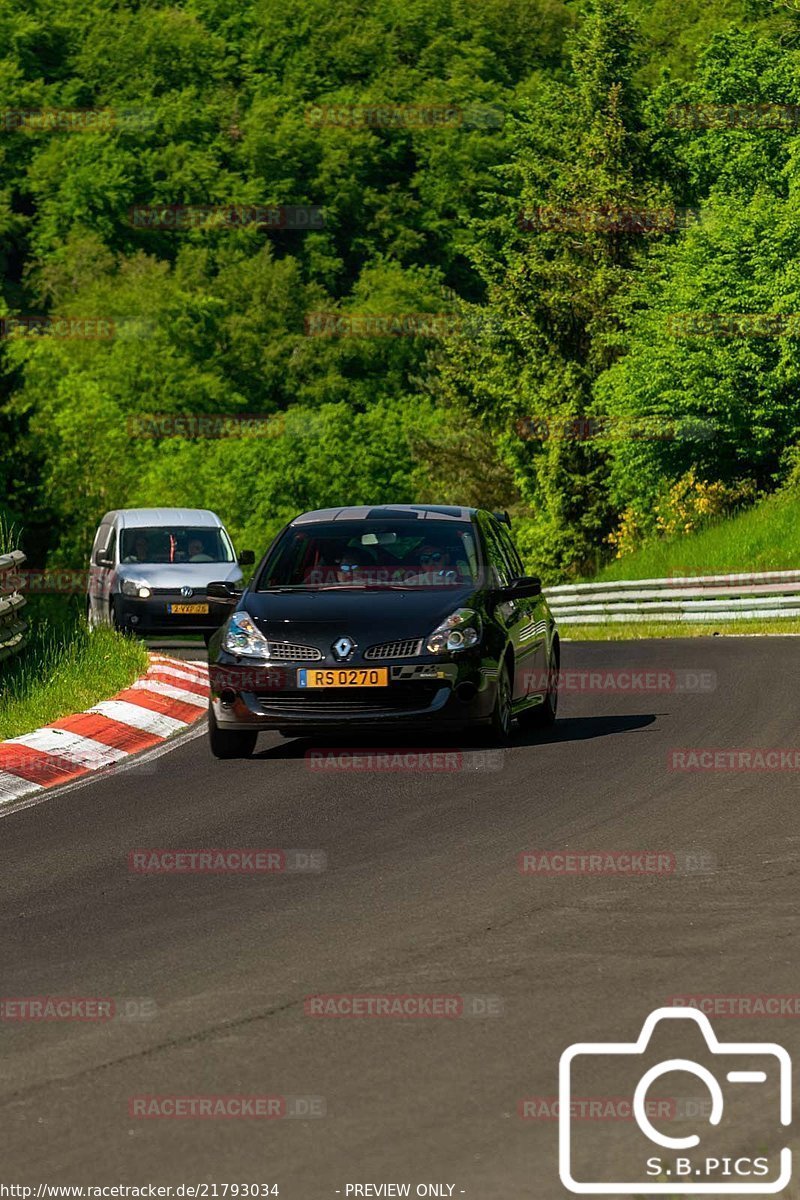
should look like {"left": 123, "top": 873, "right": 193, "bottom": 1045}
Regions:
{"left": 209, "top": 654, "right": 497, "bottom": 732}
{"left": 114, "top": 595, "right": 222, "bottom": 636}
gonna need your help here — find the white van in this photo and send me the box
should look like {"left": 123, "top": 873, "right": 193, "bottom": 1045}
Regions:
{"left": 87, "top": 507, "right": 253, "bottom": 644}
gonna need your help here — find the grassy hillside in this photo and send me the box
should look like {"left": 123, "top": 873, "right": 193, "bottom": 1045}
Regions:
{"left": 590, "top": 488, "right": 800, "bottom": 582}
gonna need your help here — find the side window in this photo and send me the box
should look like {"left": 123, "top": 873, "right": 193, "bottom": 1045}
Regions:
{"left": 105, "top": 529, "right": 117, "bottom": 565}
{"left": 481, "top": 520, "right": 513, "bottom": 587}
{"left": 498, "top": 526, "right": 524, "bottom": 578}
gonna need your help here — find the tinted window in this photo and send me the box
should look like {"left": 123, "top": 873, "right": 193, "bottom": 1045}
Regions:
{"left": 481, "top": 518, "right": 514, "bottom": 587}
{"left": 497, "top": 524, "right": 524, "bottom": 577}
{"left": 257, "top": 520, "right": 482, "bottom": 590}
{"left": 120, "top": 526, "right": 234, "bottom": 564}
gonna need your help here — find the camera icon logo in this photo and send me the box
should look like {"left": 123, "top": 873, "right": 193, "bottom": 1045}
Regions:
{"left": 559, "top": 1006, "right": 792, "bottom": 1193}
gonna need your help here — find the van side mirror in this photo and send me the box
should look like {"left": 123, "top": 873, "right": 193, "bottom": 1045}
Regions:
{"left": 238, "top": 550, "right": 255, "bottom": 566}
{"left": 97, "top": 556, "right": 113, "bottom": 568}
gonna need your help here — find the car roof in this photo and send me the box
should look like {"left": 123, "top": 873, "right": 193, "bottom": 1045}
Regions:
{"left": 110, "top": 508, "right": 223, "bottom": 529}
{"left": 291, "top": 505, "right": 477, "bottom": 525}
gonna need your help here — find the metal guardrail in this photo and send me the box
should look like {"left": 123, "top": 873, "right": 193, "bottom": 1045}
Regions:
{"left": 0, "top": 551, "right": 28, "bottom": 662}
{"left": 546, "top": 570, "right": 800, "bottom": 624}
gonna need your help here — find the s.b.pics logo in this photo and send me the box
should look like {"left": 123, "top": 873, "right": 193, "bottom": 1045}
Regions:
{"left": 559, "top": 1007, "right": 791, "bottom": 1193}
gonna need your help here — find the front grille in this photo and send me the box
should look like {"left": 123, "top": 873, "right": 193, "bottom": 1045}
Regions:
{"left": 254, "top": 684, "right": 440, "bottom": 712}
{"left": 266, "top": 641, "right": 323, "bottom": 662}
{"left": 364, "top": 638, "right": 423, "bottom": 660}
{"left": 148, "top": 588, "right": 206, "bottom": 597}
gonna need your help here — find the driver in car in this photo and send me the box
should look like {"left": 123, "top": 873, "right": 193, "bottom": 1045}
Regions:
{"left": 406, "top": 543, "right": 461, "bottom": 585}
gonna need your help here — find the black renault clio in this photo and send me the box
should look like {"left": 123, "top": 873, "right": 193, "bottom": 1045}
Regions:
{"left": 206, "top": 505, "right": 559, "bottom": 757}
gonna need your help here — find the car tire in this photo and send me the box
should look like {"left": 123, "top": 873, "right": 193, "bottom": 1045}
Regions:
{"left": 488, "top": 659, "right": 513, "bottom": 745}
{"left": 202, "top": 630, "right": 214, "bottom": 649}
{"left": 519, "top": 638, "right": 559, "bottom": 730}
{"left": 208, "top": 705, "right": 258, "bottom": 759}
{"left": 109, "top": 597, "right": 123, "bottom": 633}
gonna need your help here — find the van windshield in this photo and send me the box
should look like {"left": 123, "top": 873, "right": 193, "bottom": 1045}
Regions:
{"left": 120, "top": 527, "right": 235, "bottom": 564}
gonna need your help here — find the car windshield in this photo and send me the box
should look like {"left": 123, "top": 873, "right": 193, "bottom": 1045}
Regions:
{"left": 256, "top": 520, "right": 482, "bottom": 590}
{"left": 120, "top": 526, "right": 235, "bottom": 564}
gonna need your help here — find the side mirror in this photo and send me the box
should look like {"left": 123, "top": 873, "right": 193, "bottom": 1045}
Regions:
{"left": 97, "top": 557, "right": 114, "bottom": 568}
{"left": 207, "top": 581, "right": 243, "bottom": 604}
{"left": 494, "top": 575, "right": 542, "bottom": 601}
{"left": 238, "top": 549, "right": 255, "bottom": 566}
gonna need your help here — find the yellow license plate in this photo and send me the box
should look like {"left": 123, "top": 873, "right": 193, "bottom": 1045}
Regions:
{"left": 298, "top": 668, "right": 388, "bottom": 688}
{"left": 168, "top": 603, "right": 209, "bottom": 614}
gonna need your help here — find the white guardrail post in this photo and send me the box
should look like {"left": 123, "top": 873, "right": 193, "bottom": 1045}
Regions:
{"left": 544, "top": 569, "right": 800, "bottom": 623}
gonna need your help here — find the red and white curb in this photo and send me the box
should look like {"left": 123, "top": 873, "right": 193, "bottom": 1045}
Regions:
{"left": 0, "top": 654, "right": 208, "bottom": 808}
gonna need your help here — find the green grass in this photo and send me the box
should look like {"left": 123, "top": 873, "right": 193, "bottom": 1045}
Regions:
{"left": 0, "top": 596, "right": 149, "bottom": 740}
{"left": 563, "top": 617, "right": 800, "bottom": 640}
{"left": 590, "top": 487, "right": 800, "bottom": 582}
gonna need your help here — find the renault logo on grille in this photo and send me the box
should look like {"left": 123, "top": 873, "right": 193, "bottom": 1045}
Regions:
{"left": 332, "top": 636, "right": 355, "bottom": 661}
{"left": 181, "top": 586, "right": 194, "bottom": 598}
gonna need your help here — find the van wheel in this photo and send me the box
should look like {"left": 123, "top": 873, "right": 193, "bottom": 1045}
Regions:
{"left": 208, "top": 705, "right": 258, "bottom": 759}
{"left": 109, "top": 598, "right": 123, "bottom": 633}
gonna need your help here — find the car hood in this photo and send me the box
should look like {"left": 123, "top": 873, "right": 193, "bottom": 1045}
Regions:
{"left": 117, "top": 562, "right": 244, "bottom": 589}
{"left": 242, "top": 585, "right": 477, "bottom": 643}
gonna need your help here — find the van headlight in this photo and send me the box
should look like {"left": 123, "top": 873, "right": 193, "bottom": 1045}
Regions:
{"left": 426, "top": 608, "right": 481, "bottom": 654}
{"left": 223, "top": 611, "right": 270, "bottom": 658}
{"left": 121, "top": 579, "right": 152, "bottom": 598}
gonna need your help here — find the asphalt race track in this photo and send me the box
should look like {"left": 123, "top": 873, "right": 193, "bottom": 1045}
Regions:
{"left": 1, "top": 637, "right": 797, "bottom": 1197}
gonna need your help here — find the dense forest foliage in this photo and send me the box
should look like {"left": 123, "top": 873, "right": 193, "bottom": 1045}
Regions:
{"left": 1, "top": 0, "right": 799, "bottom": 578}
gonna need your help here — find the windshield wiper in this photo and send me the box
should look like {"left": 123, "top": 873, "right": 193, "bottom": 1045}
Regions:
{"left": 258, "top": 586, "right": 321, "bottom": 593}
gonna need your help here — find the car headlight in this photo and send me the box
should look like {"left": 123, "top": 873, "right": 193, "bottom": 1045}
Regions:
{"left": 223, "top": 610, "right": 270, "bottom": 658}
{"left": 426, "top": 608, "right": 481, "bottom": 654}
{"left": 121, "top": 579, "right": 152, "bottom": 599}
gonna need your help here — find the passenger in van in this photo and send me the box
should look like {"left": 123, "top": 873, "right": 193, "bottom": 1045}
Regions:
{"left": 187, "top": 536, "right": 214, "bottom": 562}
{"left": 122, "top": 535, "right": 150, "bottom": 564}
